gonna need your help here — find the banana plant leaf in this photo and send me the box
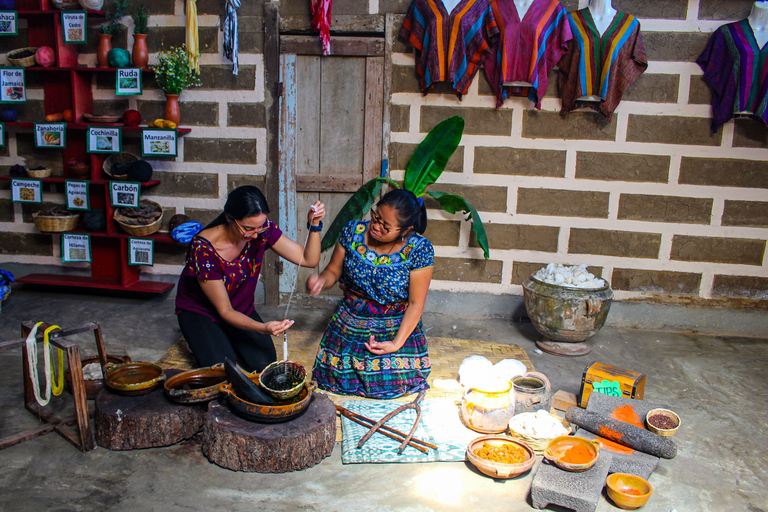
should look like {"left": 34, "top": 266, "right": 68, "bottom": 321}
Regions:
{"left": 426, "top": 190, "right": 489, "bottom": 259}
{"left": 404, "top": 116, "right": 464, "bottom": 196}
{"left": 320, "top": 178, "right": 398, "bottom": 251}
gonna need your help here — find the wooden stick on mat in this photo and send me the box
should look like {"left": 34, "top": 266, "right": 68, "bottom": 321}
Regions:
{"left": 355, "top": 390, "right": 429, "bottom": 454}
{"left": 335, "top": 405, "right": 436, "bottom": 453}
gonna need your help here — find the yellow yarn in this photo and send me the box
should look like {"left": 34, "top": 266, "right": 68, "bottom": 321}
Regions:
{"left": 185, "top": 0, "right": 199, "bottom": 74}
{"left": 45, "top": 325, "right": 64, "bottom": 397}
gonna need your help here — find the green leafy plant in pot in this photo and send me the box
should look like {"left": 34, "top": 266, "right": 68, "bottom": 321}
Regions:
{"left": 97, "top": 0, "right": 130, "bottom": 67}
{"left": 321, "top": 115, "right": 489, "bottom": 259}
{"left": 151, "top": 44, "right": 201, "bottom": 126}
{"left": 131, "top": 4, "right": 150, "bottom": 68}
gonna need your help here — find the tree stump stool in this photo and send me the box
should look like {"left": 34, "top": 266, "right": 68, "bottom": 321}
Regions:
{"left": 94, "top": 370, "right": 207, "bottom": 450}
{"left": 203, "top": 392, "right": 336, "bottom": 473}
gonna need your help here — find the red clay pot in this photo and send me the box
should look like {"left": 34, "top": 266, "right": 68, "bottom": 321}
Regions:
{"left": 163, "top": 94, "right": 181, "bottom": 126}
{"left": 97, "top": 33, "right": 112, "bottom": 68}
{"left": 132, "top": 34, "right": 148, "bottom": 69}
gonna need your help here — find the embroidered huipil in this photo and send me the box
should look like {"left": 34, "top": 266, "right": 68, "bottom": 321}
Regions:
{"left": 558, "top": 9, "right": 647, "bottom": 120}
{"left": 400, "top": 0, "right": 499, "bottom": 96}
{"left": 483, "top": 0, "right": 572, "bottom": 108}
{"left": 697, "top": 19, "right": 768, "bottom": 132}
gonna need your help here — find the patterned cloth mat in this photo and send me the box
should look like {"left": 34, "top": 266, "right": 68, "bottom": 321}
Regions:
{"left": 340, "top": 399, "right": 480, "bottom": 464}
{"left": 156, "top": 330, "right": 534, "bottom": 442}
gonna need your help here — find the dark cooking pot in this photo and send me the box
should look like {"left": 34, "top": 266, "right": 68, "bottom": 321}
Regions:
{"left": 221, "top": 373, "right": 312, "bottom": 423}
{"left": 164, "top": 364, "right": 228, "bottom": 404}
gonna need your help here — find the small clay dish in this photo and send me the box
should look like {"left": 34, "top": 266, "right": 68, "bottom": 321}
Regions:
{"left": 606, "top": 473, "right": 653, "bottom": 510}
{"left": 259, "top": 360, "right": 307, "bottom": 400}
{"left": 466, "top": 435, "right": 535, "bottom": 479}
{"left": 164, "top": 364, "right": 228, "bottom": 404}
{"left": 543, "top": 436, "right": 600, "bottom": 472}
{"left": 64, "top": 354, "right": 131, "bottom": 399}
{"left": 221, "top": 373, "right": 312, "bottom": 424}
{"left": 646, "top": 408, "right": 680, "bottom": 437}
{"left": 83, "top": 113, "right": 122, "bottom": 123}
{"left": 104, "top": 361, "right": 165, "bottom": 396}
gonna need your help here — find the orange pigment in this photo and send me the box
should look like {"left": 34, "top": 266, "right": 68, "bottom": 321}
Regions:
{"left": 611, "top": 404, "right": 644, "bottom": 428}
{"left": 560, "top": 444, "right": 595, "bottom": 464}
{"left": 596, "top": 426, "right": 635, "bottom": 454}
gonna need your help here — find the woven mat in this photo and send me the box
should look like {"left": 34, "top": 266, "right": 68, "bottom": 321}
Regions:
{"left": 340, "top": 399, "right": 479, "bottom": 464}
{"left": 156, "top": 330, "right": 534, "bottom": 442}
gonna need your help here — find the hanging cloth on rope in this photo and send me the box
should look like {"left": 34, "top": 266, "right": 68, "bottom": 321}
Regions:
{"left": 223, "top": 0, "right": 241, "bottom": 75}
{"left": 310, "top": 0, "right": 333, "bottom": 56}
{"left": 25, "top": 323, "right": 64, "bottom": 406}
{"left": 186, "top": 0, "right": 200, "bottom": 74}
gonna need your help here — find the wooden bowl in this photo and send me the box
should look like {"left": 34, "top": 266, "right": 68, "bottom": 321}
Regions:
{"left": 164, "top": 365, "right": 228, "bottom": 404}
{"left": 543, "top": 436, "right": 600, "bottom": 472}
{"left": 646, "top": 408, "right": 680, "bottom": 437}
{"left": 104, "top": 362, "right": 165, "bottom": 396}
{"left": 67, "top": 164, "right": 90, "bottom": 179}
{"left": 606, "top": 473, "right": 653, "bottom": 510}
{"left": 64, "top": 354, "right": 131, "bottom": 399}
{"left": 259, "top": 360, "right": 307, "bottom": 400}
{"left": 221, "top": 374, "right": 312, "bottom": 424}
{"left": 83, "top": 113, "right": 122, "bottom": 123}
{"left": 466, "top": 435, "right": 535, "bottom": 479}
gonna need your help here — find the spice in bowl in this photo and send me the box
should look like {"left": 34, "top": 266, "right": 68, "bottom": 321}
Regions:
{"left": 474, "top": 441, "right": 528, "bottom": 465}
{"left": 648, "top": 413, "right": 677, "bottom": 430}
{"left": 645, "top": 408, "right": 680, "bottom": 436}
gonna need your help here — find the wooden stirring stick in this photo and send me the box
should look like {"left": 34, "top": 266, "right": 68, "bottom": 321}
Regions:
{"left": 335, "top": 404, "right": 437, "bottom": 452}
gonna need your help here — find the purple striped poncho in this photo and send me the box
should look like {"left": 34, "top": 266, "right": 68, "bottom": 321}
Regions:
{"left": 698, "top": 19, "right": 768, "bottom": 132}
{"left": 400, "top": 0, "right": 499, "bottom": 97}
{"left": 483, "top": 0, "right": 572, "bottom": 108}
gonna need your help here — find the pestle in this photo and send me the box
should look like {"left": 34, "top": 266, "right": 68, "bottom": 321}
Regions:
{"left": 224, "top": 358, "right": 273, "bottom": 406}
{"left": 566, "top": 407, "right": 677, "bottom": 459}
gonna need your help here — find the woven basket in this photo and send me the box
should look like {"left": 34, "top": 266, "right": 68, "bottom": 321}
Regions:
{"left": 114, "top": 199, "right": 162, "bottom": 236}
{"left": 7, "top": 47, "right": 37, "bottom": 67}
{"left": 26, "top": 167, "right": 51, "bottom": 178}
{"left": 33, "top": 211, "right": 79, "bottom": 233}
{"left": 508, "top": 413, "right": 573, "bottom": 454}
{"left": 103, "top": 153, "right": 138, "bottom": 181}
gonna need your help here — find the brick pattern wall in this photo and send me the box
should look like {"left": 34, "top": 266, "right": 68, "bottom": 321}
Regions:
{"left": 385, "top": 0, "right": 768, "bottom": 306}
{"left": 1, "top": 0, "right": 767, "bottom": 308}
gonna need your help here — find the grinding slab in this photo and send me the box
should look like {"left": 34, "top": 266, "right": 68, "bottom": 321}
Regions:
{"left": 531, "top": 451, "right": 613, "bottom": 512}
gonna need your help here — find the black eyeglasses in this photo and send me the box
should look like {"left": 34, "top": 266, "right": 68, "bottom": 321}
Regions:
{"left": 233, "top": 218, "right": 269, "bottom": 237}
{"left": 370, "top": 208, "right": 400, "bottom": 235}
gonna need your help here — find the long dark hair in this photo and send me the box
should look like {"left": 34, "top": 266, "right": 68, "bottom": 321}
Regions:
{"left": 377, "top": 189, "right": 427, "bottom": 234}
{"left": 206, "top": 185, "right": 270, "bottom": 229}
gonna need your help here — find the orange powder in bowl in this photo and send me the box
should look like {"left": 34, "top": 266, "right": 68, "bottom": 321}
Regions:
{"left": 560, "top": 444, "right": 595, "bottom": 464}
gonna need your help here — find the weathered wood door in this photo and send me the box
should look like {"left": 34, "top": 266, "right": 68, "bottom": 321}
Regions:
{"left": 278, "top": 36, "right": 387, "bottom": 302}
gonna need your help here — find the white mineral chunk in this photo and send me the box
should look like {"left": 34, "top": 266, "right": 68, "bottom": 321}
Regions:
{"left": 81, "top": 362, "right": 103, "bottom": 380}
{"left": 534, "top": 263, "right": 606, "bottom": 289}
{"left": 508, "top": 410, "right": 569, "bottom": 438}
{"left": 458, "top": 355, "right": 493, "bottom": 388}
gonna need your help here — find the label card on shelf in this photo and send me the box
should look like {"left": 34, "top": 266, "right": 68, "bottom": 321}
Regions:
{"left": 0, "top": 122, "right": 5, "bottom": 147}
{"left": 34, "top": 123, "right": 66, "bottom": 148}
{"left": 142, "top": 128, "right": 177, "bottom": 157}
{"left": 61, "top": 233, "right": 91, "bottom": 263}
{"left": 116, "top": 68, "right": 142, "bottom": 95}
{"left": 128, "top": 238, "right": 154, "bottom": 266}
{"left": 62, "top": 11, "right": 87, "bottom": 44}
{"left": 87, "top": 126, "right": 121, "bottom": 153}
{"left": 11, "top": 178, "right": 42, "bottom": 203}
{"left": 65, "top": 180, "right": 90, "bottom": 211}
{"left": 0, "top": 11, "right": 18, "bottom": 36}
{"left": 109, "top": 181, "right": 140, "bottom": 208}
{"left": 0, "top": 67, "right": 25, "bottom": 103}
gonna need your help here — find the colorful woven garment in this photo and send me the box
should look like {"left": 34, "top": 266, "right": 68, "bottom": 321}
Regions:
{"left": 558, "top": 8, "right": 646, "bottom": 121}
{"left": 313, "top": 291, "right": 431, "bottom": 399}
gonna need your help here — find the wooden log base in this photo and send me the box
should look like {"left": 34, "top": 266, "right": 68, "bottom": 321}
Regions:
{"left": 94, "top": 370, "right": 206, "bottom": 450}
{"left": 203, "top": 392, "right": 335, "bottom": 473}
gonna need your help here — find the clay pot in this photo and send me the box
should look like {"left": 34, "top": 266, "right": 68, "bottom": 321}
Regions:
{"left": 163, "top": 94, "right": 181, "bottom": 126}
{"left": 97, "top": 33, "right": 112, "bottom": 68}
{"left": 132, "top": 33, "right": 148, "bottom": 68}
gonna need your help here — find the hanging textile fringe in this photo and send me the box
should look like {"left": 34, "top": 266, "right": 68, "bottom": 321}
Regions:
{"left": 223, "top": 0, "right": 241, "bottom": 75}
{"left": 310, "top": 0, "right": 333, "bottom": 56}
{"left": 25, "top": 323, "right": 64, "bottom": 406}
{"left": 186, "top": 0, "right": 200, "bottom": 74}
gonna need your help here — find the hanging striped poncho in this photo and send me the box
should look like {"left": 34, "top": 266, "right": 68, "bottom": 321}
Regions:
{"left": 311, "top": 0, "right": 333, "bottom": 56}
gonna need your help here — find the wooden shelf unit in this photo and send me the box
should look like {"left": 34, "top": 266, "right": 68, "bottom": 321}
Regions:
{"left": 8, "top": 1, "right": 185, "bottom": 294}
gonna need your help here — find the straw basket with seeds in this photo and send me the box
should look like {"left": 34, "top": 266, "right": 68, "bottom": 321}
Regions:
{"left": 6, "top": 47, "right": 37, "bottom": 67}
{"left": 114, "top": 199, "right": 163, "bottom": 236}
{"left": 33, "top": 208, "right": 80, "bottom": 233}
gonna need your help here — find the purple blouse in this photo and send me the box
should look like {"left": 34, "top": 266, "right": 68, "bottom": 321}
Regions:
{"left": 175, "top": 221, "right": 283, "bottom": 323}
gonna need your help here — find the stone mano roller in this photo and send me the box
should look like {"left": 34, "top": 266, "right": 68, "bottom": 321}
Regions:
{"left": 224, "top": 358, "right": 273, "bottom": 406}
{"left": 565, "top": 407, "right": 677, "bottom": 460}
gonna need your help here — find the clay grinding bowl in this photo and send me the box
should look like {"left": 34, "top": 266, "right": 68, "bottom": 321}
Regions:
{"left": 543, "top": 436, "right": 601, "bottom": 472}
{"left": 221, "top": 373, "right": 312, "bottom": 423}
{"left": 259, "top": 360, "right": 307, "bottom": 400}
{"left": 646, "top": 408, "right": 680, "bottom": 437}
{"left": 104, "top": 362, "right": 165, "bottom": 396}
{"left": 606, "top": 473, "right": 653, "bottom": 510}
{"left": 466, "top": 435, "right": 536, "bottom": 479}
{"left": 64, "top": 354, "right": 131, "bottom": 399}
{"left": 164, "top": 364, "right": 228, "bottom": 404}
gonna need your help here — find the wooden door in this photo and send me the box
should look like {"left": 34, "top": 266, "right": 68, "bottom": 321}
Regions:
{"left": 278, "top": 36, "right": 386, "bottom": 303}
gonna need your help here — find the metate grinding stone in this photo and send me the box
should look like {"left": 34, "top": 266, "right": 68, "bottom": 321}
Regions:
{"left": 531, "top": 451, "right": 613, "bottom": 512}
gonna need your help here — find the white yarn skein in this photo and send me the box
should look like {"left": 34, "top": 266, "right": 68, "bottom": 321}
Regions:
{"left": 25, "top": 322, "right": 53, "bottom": 407}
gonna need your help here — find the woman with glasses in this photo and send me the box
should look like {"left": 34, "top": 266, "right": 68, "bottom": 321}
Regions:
{"left": 175, "top": 185, "right": 325, "bottom": 372}
{"left": 307, "top": 189, "right": 433, "bottom": 398}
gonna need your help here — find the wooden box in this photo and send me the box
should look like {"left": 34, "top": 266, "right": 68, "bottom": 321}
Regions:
{"left": 578, "top": 361, "right": 646, "bottom": 408}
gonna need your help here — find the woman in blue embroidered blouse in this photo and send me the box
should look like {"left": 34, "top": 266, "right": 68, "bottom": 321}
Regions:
{"left": 307, "top": 189, "right": 434, "bottom": 399}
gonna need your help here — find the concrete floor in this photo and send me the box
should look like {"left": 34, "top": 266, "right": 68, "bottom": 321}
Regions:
{"left": 0, "top": 280, "right": 766, "bottom": 512}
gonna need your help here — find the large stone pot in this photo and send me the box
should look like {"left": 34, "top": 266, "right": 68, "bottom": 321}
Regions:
{"left": 523, "top": 276, "right": 613, "bottom": 342}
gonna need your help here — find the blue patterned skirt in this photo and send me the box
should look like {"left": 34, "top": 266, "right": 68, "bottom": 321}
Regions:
{"left": 312, "top": 291, "right": 431, "bottom": 399}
